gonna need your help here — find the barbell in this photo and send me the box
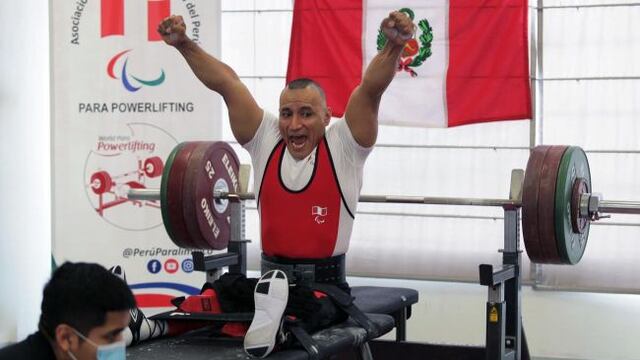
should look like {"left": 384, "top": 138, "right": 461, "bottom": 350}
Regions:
{"left": 127, "top": 141, "right": 640, "bottom": 265}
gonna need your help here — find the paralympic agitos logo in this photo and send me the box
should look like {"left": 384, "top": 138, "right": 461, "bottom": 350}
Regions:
{"left": 107, "top": 49, "right": 165, "bottom": 92}
{"left": 101, "top": 0, "right": 169, "bottom": 92}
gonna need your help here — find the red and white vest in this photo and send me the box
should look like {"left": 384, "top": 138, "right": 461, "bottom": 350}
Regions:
{"left": 258, "top": 138, "right": 354, "bottom": 259}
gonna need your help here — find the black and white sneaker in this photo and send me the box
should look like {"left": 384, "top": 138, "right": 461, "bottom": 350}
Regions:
{"left": 108, "top": 265, "right": 166, "bottom": 346}
{"left": 127, "top": 307, "right": 144, "bottom": 345}
{"left": 243, "top": 270, "right": 289, "bottom": 358}
{"left": 108, "top": 265, "right": 126, "bottom": 283}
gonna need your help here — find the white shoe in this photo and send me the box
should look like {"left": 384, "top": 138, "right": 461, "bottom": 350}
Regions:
{"left": 243, "top": 270, "right": 289, "bottom": 358}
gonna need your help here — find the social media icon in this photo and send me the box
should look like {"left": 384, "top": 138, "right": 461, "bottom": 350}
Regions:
{"left": 181, "top": 259, "right": 194, "bottom": 273}
{"left": 164, "top": 259, "right": 179, "bottom": 274}
{"left": 147, "top": 259, "right": 161, "bottom": 274}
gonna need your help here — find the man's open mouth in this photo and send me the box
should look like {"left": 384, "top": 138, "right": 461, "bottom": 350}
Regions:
{"left": 289, "top": 135, "right": 307, "bottom": 150}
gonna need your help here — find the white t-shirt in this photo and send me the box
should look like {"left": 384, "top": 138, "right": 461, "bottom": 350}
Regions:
{"left": 243, "top": 110, "right": 372, "bottom": 255}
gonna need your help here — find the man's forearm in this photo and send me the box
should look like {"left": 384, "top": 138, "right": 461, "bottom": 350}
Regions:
{"left": 176, "top": 40, "right": 239, "bottom": 96}
{"left": 343, "top": 11, "right": 414, "bottom": 147}
{"left": 343, "top": 43, "right": 403, "bottom": 147}
{"left": 360, "top": 43, "right": 404, "bottom": 100}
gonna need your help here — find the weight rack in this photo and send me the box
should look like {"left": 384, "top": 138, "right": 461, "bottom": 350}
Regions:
{"left": 128, "top": 147, "right": 640, "bottom": 360}
{"left": 186, "top": 172, "right": 530, "bottom": 360}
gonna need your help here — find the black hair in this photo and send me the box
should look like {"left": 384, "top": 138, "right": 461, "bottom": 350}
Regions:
{"left": 286, "top": 78, "right": 327, "bottom": 104}
{"left": 39, "top": 262, "right": 135, "bottom": 338}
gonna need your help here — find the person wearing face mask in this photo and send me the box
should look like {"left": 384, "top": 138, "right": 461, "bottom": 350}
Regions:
{"left": 0, "top": 262, "right": 136, "bottom": 360}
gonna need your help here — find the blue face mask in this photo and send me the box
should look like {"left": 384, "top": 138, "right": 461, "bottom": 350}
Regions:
{"left": 68, "top": 328, "right": 126, "bottom": 360}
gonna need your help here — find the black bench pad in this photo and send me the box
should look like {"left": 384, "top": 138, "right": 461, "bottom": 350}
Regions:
{"left": 352, "top": 286, "right": 419, "bottom": 314}
{"left": 127, "top": 313, "right": 395, "bottom": 360}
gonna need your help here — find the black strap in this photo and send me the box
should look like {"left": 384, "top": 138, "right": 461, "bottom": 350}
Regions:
{"left": 311, "top": 283, "right": 380, "bottom": 338}
{"left": 149, "top": 310, "right": 254, "bottom": 323}
{"left": 287, "top": 320, "right": 321, "bottom": 360}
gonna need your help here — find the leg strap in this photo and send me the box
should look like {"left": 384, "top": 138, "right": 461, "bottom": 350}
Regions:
{"left": 310, "top": 283, "right": 380, "bottom": 338}
{"left": 286, "top": 320, "right": 321, "bottom": 360}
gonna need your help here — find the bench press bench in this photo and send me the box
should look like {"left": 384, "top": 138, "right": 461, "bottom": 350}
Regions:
{"left": 126, "top": 250, "right": 419, "bottom": 359}
{"left": 127, "top": 313, "right": 395, "bottom": 360}
{"left": 352, "top": 286, "right": 418, "bottom": 342}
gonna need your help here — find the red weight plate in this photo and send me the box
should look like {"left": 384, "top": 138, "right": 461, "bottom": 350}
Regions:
{"left": 522, "top": 146, "right": 550, "bottom": 263}
{"left": 144, "top": 156, "right": 164, "bottom": 178}
{"left": 182, "top": 143, "right": 214, "bottom": 249}
{"left": 166, "top": 142, "right": 203, "bottom": 248}
{"left": 536, "top": 145, "right": 569, "bottom": 264}
{"left": 183, "top": 142, "right": 240, "bottom": 250}
{"left": 90, "top": 171, "right": 113, "bottom": 195}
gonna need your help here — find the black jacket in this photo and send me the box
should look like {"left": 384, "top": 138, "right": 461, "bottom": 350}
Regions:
{"left": 0, "top": 331, "right": 56, "bottom": 360}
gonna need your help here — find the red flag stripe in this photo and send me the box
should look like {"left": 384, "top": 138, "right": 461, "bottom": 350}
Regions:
{"left": 148, "top": 0, "right": 170, "bottom": 42}
{"left": 286, "top": 0, "right": 363, "bottom": 117}
{"left": 101, "top": 0, "right": 124, "bottom": 38}
{"left": 446, "top": 0, "right": 531, "bottom": 126}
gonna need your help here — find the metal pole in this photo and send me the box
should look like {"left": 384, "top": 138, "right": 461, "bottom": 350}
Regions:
{"left": 128, "top": 189, "right": 521, "bottom": 207}
{"left": 485, "top": 282, "right": 506, "bottom": 360}
{"left": 357, "top": 195, "right": 519, "bottom": 207}
{"left": 127, "top": 189, "right": 640, "bottom": 214}
{"left": 539, "top": 2, "right": 640, "bottom": 9}
{"left": 503, "top": 207, "right": 523, "bottom": 360}
{"left": 126, "top": 188, "right": 160, "bottom": 201}
{"left": 599, "top": 200, "right": 640, "bottom": 215}
{"left": 530, "top": 1, "right": 539, "bottom": 149}
{"left": 213, "top": 192, "right": 522, "bottom": 207}
{"left": 531, "top": 0, "right": 544, "bottom": 148}
{"left": 531, "top": 0, "right": 545, "bottom": 291}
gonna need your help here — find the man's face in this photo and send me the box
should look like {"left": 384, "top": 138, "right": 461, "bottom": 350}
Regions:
{"left": 279, "top": 86, "right": 331, "bottom": 160}
{"left": 60, "top": 310, "right": 130, "bottom": 359}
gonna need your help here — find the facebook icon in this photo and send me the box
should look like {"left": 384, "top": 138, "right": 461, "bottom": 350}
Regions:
{"left": 147, "top": 259, "right": 161, "bottom": 274}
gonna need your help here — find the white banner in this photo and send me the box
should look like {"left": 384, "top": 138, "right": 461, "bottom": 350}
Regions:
{"left": 52, "top": 0, "right": 221, "bottom": 311}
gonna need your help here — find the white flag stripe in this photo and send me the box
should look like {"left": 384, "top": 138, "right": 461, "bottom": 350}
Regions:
{"left": 364, "top": 0, "right": 449, "bottom": 127}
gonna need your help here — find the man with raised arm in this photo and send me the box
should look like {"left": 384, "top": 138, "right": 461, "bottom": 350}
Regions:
{"left": 157, "top": 12, "right": 416, "bottom": 358}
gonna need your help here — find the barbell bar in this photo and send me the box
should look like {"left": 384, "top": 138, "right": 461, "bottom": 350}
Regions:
{"left": 129, "top": 189, "right": 520, "bottom": 207}
{"left": 126, "top": 141, "right": 640, "bottom": 265}
{"left": 217, "top": 193, "right": 640, "bottom": 216}
{"left": 128, "top": 189, "right": 640, "bottom": 214}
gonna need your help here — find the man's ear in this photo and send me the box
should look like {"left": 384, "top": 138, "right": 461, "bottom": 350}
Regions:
{"left": 55, "top": 324, "right": 78, "bottom": 352}
{"left": 324, "top": 107, "right": 332, "bottom": 125}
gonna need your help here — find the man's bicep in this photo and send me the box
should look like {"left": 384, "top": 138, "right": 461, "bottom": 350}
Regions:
{"left": 222, "top": 80, "right": 264, "bottom": 145}
{"left": 344, "top": 85, "right": 380, "bottom": 148}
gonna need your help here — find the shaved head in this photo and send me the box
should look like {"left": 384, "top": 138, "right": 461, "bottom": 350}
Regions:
{"left": 285, "top": 78, "right": 327, "bottom": 107}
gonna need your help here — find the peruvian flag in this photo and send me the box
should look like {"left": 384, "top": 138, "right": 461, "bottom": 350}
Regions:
{"left": 286, "top": 0, "right": 531, "bottom": 127}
